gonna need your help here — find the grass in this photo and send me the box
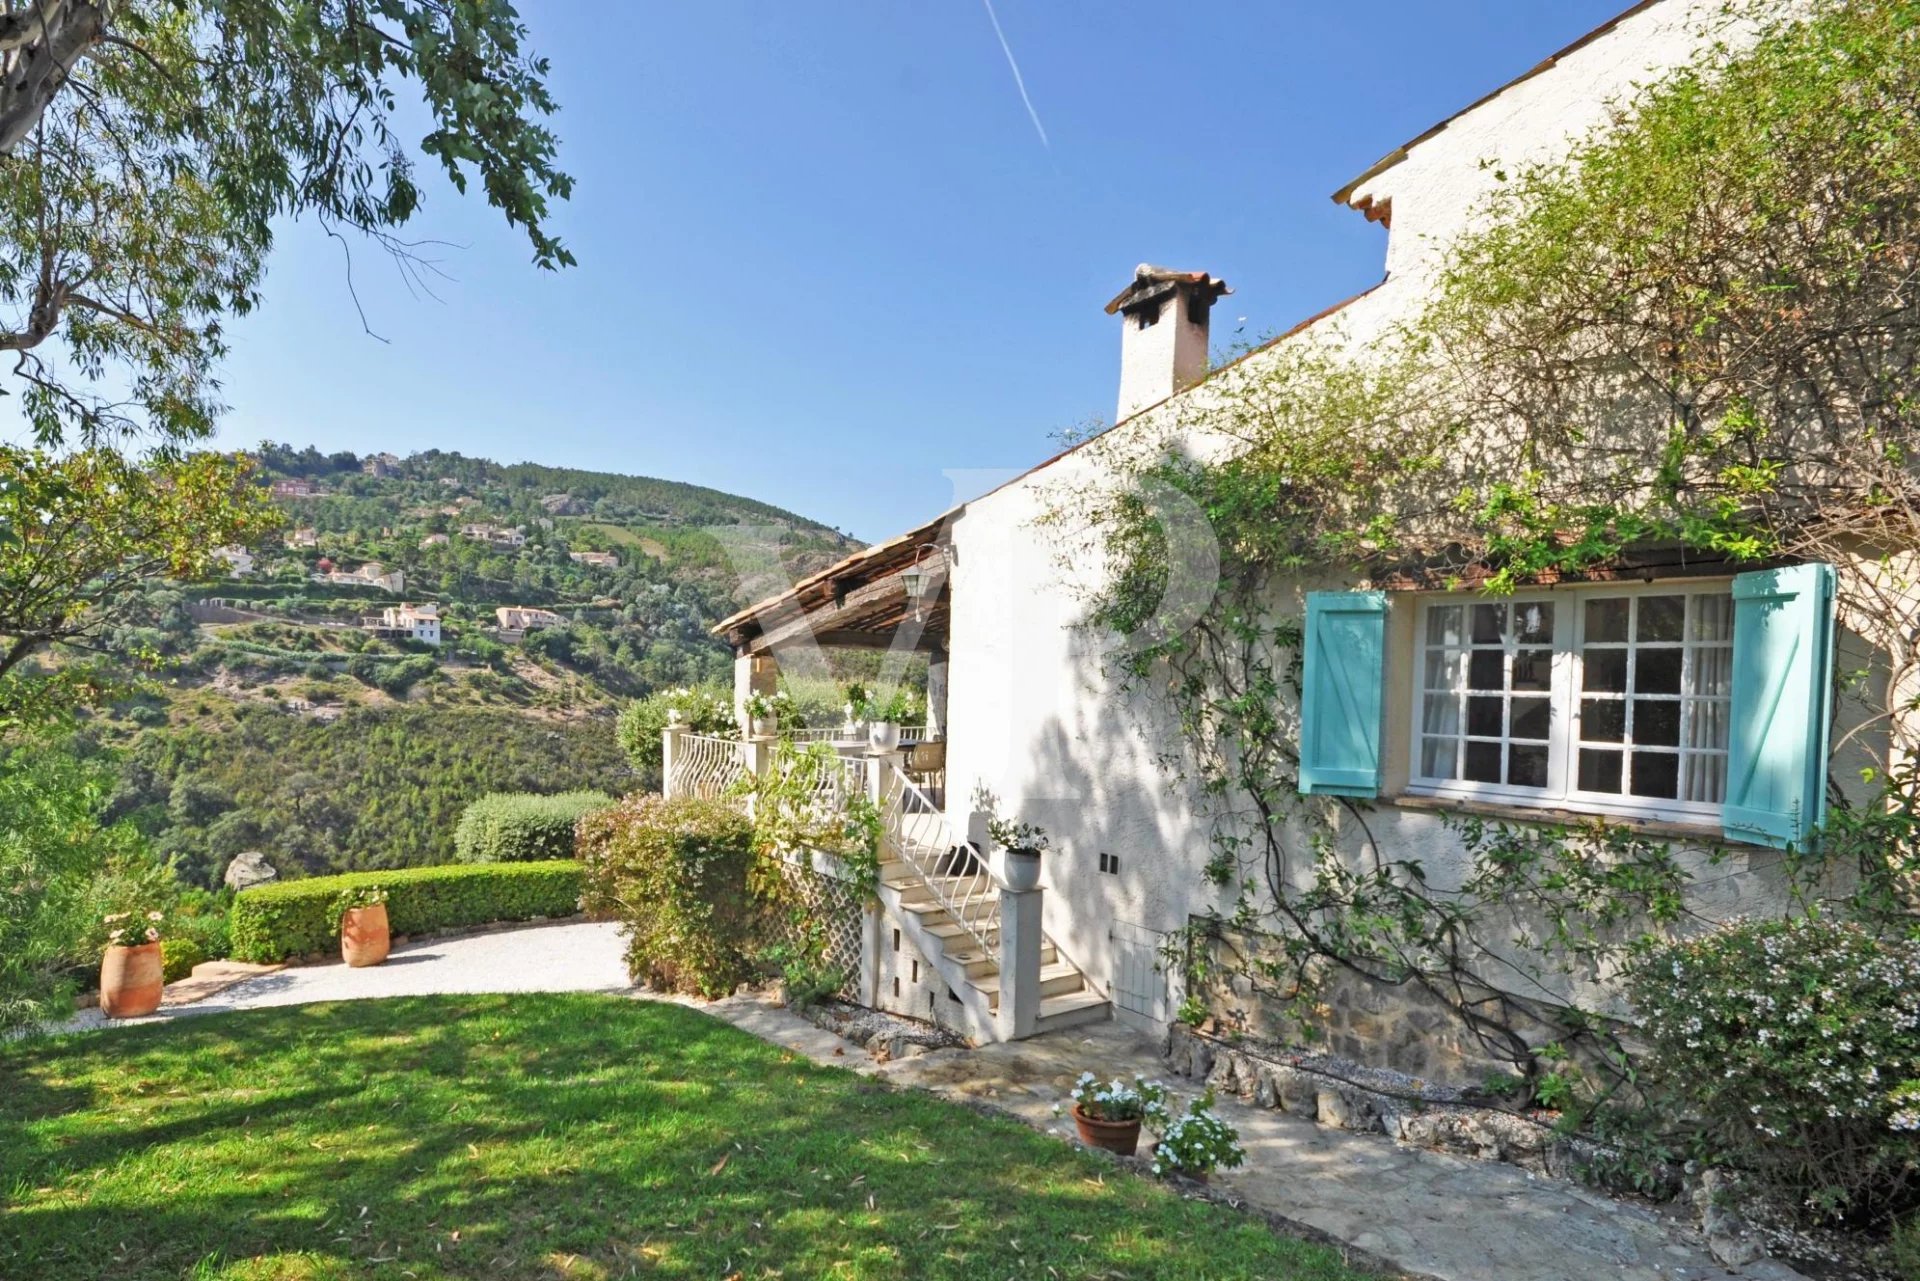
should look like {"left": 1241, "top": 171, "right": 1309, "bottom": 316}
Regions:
{"left": 0, "top": 995, "right": 1376, "bottom": 1280}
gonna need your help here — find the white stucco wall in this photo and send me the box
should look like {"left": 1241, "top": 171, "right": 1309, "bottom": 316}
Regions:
{"left": 941, "top": 0, "right": 1824, "bottom": 1036}
{"left": 1346, "top": 0, "right": 1794, "bottom": 286}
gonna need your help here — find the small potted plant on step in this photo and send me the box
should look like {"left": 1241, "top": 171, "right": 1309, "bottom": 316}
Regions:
{"left": 1064, "top": 1072, "right": 1166, "bottom": 1156}
{"left": 334, "top": 886, "right": 391, "bottom": 967}
{"left": 99, "top": 908, "right": 168, "bottom": 1018}
{"left": 1149, "top": 1091, "right": 1246, "bottom": 1184}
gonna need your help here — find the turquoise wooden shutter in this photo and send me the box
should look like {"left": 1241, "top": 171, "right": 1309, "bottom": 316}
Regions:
{"left": 1298, "top": 591, "right": 1387, "bottom": 797}
{"left": 1724, "top": 563, "right": 1836, "bottom": 849}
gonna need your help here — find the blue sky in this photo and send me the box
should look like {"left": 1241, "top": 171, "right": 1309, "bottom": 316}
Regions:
{"left": 205, "top": 1, "right": 1626, "bottom": 543}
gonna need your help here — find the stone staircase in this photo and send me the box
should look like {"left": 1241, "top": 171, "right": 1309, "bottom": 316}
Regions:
{"left": 878, "top": 856, "right": 1110, "bottom": 1040}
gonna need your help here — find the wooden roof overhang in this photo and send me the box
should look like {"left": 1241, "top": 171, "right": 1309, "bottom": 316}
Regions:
{"left": 714, "top": 511, "right": 955, "bottom": 656}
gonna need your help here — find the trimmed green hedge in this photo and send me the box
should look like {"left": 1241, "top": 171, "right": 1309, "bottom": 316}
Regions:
{"left": 454, "top": 791, "right": 612, "bottom": 864}
{"left": 230, "top": 862, "right": 583, "bottom": 963}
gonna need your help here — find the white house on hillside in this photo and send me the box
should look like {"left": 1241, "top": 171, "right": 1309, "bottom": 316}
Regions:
{"left": 364, "top": 602, "right": 441, "bottom": 646}
{"left": 212, "top": 545, "right": 255, "bottom": 577}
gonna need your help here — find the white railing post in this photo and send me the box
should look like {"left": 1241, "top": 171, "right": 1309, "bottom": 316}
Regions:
{"left": 662, "top": 721, "right": 687, "bottom": 797}
{"left": 742, "top": 735, "right": 773, "bottom": 818}
{"left": 865, "top": 747, "right": 904, "bottom": 811}
{"left": 997, "top": 878, "right": 1044, "bottom": 1040}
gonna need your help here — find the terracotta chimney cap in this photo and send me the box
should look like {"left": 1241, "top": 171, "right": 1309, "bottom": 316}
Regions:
{"left": 1104, "top": 264, "right": 1231, "bottom": 316}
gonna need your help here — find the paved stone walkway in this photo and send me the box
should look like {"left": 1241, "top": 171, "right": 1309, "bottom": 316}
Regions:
{"left": 49, "top": 921, "right": 1806, "bottom": 1281}
{"left": 48, "top": 920, "right": 631, "bottom": 1034}
{"left": 696, "top": 996, "right": 1808, "bottom": 1281}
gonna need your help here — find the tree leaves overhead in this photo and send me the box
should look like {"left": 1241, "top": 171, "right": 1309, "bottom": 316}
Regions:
{"left": 0, "top": 0, "right": 572, "bottom": 447}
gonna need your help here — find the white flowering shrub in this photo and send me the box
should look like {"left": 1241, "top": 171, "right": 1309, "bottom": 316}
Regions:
{"left": 1150, "top": 1093, "right": 1247, "bottom": 1180}
{"left": 1630, "top": 917, "right": 1920, "bottom": 1225}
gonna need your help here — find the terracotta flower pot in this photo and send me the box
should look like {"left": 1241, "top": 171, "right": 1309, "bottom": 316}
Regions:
{"left": 100, "top": 942, "right": 164, "bottom": 1019}
{"left": 341, "top": 904, "right": 391, "bottom": 967}
{"left": 1071, "top": 1104, "right": 1143, "bottom": 1156}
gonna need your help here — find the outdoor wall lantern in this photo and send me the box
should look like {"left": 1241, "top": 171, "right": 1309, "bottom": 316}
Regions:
{"left": 901, "top": 544, "right": 947, "bottom": 621}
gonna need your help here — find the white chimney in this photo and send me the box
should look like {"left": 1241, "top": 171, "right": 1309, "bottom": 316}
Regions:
{"left": 1105, "top": 264, "right": 1231, "bottom": 423}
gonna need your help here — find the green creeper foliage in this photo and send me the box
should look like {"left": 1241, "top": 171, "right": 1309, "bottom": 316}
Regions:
{"left": 452, "top": 790, "right": 612, "bottom": 864}
{"left": 1049, "top": 6, "right": 1920, "bottom": 1218}
{"left": 228, "top": 861, "right": 582, "bottom": 963}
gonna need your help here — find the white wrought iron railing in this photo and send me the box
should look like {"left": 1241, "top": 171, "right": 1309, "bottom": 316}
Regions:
{"left": 782, "top": 725, "right": 933, "bottom": 745}
{"left": 668, "top": 732, "right": 747, "bottom": 799}
{"left": 882, "top": 766, "right": 1001, "bottom": 954}
{"left": 796, "top": 750, "right": 873, "bottom": 822}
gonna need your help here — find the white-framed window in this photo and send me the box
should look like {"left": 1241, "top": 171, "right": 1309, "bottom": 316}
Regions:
{"left": 1409, "top": 580, "right": 1734, "bottom": 823}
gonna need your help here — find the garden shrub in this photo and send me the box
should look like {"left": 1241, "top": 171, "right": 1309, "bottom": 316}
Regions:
{"left": 229, "top": 862, "right": 583, "bottom": 963}
{"left": 453, "top": 791, "right": 613, "bottom": 863}
{"left": 160, "top": 937, "right": 205, "bottom": 983}
{"left": 578, "top": 794, "right": 760, "bottom": 998}
{"left": 171, "top": 887, "right": 233, "bottom": 960}
{"left": 1630, "top": 917, "right": 1920, "bottom": 1226}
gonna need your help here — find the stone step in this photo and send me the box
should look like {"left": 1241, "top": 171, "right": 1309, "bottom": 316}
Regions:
{"left": 1035, "top": 989, "right": 1111, "bottom": 1034}
{"left": 894, "top": 876, "right": 995, "bottom": 909}
{"left": 902, "top": 896, "right": 997, "bottom": 925}
{"left": 959, "top": 943, "right": 1055, "bottom": 978}
{"left": 968, "top": 961, "right": 1085, "bottom": 1009}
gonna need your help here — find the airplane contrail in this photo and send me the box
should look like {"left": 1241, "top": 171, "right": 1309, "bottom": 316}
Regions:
{"left": 980, "top": 0, "right": 1050, "bottom": 151}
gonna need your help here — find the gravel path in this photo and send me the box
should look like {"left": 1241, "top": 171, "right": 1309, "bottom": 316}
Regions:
{"left": 48, "top": 920, "right": 633, "bottom": 1034}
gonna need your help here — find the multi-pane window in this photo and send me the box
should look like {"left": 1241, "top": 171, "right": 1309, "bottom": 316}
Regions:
{"left": 1413, "top": 584, "right": 1733, "bottom": 819}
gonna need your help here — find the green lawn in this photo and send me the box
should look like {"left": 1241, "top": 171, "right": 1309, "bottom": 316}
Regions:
{"left": 0, "top": 995, "right": 1376, "bottom": 1280}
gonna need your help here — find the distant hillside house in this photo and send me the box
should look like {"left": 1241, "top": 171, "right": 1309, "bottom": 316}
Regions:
{"left": 270, "top": 478, "right": 321, "bottom": 499}
{"left": 362, "top": 452, "right": 402, "bottom": 477}
{"left": 314, "top": 561, "right": 405, "bottom": 593}
{"left": 285, "top": 527, "right": 319, "bottom": 549}
{"left": 569, "top": 550, "right": 619, "bottom": 570}
{"left": 438, "top": 476, "right": 461, "bottom": 488}
{"left": 212, "top": 545, "right": 255, "bottom": 577}
{"left": 363, "top": 601, "right": 441, "bottom": 646}
{"left": 420, "top": 533, "right": 450, "bottom": 548}
{"left": 495, "top": 606, "right": 563, "bottom": 642}
{"left": 459, "top": 522, "right": 528, "bottom": 550}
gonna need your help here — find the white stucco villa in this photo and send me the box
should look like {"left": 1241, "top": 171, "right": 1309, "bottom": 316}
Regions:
{"left": 677, "top": 0, "right": 1874, "bottom": 1068}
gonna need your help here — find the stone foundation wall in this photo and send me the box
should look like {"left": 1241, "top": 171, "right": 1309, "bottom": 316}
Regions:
{"left": 1163, "top": 1024, "right": 1663, "bottom": 1189}
{"left": 1194, "top": 921, "right": 1628, "bottom": 1088}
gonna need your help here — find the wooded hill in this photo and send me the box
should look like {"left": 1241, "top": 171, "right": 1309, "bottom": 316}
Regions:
{"left": 77, "top": 444, "right": 864, "bottom": 887}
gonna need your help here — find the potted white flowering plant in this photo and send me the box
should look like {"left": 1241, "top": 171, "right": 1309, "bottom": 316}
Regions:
{"left": 1063, "top": 1072, "right": 1167, "bottom": 1155}
{"left": 745, "top": 691, "right": 780, "bottom": 738}
{"left": 100, "top": 907, "right": 168, "bottom": 1018}
{"left": 974, "top": 784, "right": 1050, "bottom": 890}
{"left": 1149, "top": 1091, "right": 1246, "bottom": 1184}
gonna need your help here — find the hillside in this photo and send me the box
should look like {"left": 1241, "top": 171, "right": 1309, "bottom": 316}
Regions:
{"left": 79, "top": 443, "right": 866, "bottom": 886}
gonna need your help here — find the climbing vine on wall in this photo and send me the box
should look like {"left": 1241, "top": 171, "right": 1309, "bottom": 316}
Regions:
{"left": 1043, "top": 0, "right": 1920, "bottom": 1108}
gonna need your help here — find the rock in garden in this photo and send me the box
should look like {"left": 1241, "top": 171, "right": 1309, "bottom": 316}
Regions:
{"left": 223, "top": 850, "right": 278, "bottom": 891}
